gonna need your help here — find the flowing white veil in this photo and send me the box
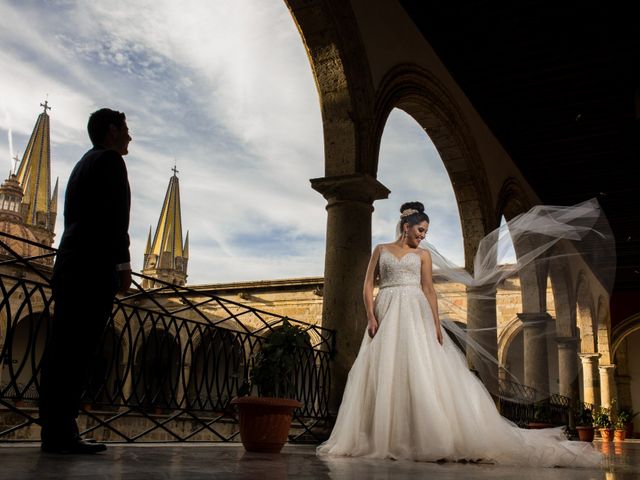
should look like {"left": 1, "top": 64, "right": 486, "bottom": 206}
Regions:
{"left": 404, "top": 198, "right": 615, "bottom": 402}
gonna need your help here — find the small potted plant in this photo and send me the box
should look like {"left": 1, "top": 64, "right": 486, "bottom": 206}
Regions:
{"left": 574, "top": 405, "right": 595, "bottom": 442}
{"left": 618, "top": 407, "right": 638, "bottom": 439}
{"left": 231, "top": 319, "right": 307, "bottom": 453}
{"left": 614, "top": 410, "right": 631, "bottom": 442}
{"left": 593, "top": 406, "right": 613, "bottom": 441}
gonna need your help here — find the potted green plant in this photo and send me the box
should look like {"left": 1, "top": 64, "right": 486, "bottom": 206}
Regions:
{"left": 574, "top": 405, "right": 595, "bottom": 442}
{"left": 617, "top": 407, "right": 638, "bottom": 439}
{"left": 593, "top": 406, "right": 613, "bottom": 441}
{"left": 231, "top": 319, "right": 307, "bottom": 453}
{"left": 614, "top": 410, "right": 631, "bottom": 442}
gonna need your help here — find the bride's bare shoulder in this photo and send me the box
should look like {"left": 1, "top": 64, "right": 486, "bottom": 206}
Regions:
{"left": 418, "top": 247, "right": 432, "bottom": 259}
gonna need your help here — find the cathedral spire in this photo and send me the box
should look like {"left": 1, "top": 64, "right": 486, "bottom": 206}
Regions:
{"left": 15, "top": 100, "right": 57, "bottom": 246}
{"left": 142, "top": 168, "right": 189, "bottom": 287}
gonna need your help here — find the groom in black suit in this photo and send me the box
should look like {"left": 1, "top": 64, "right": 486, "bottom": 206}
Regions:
{"left": 39, "top": 108, "right": 132, "bottom": 454}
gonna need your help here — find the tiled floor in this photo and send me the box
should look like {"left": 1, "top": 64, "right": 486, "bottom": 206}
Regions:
{"left": 0, "top": 440, "right": 638, "bottom": 479}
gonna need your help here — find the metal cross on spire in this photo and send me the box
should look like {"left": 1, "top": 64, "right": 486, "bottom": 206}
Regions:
{"left": 172, "top": 164, "right": 179, "bottom": 177}
{"left": 40, "top": 98, "right": 51, "bottom": 114}
{"left": 11, "top": 154, "right": 19, "bottom": 175}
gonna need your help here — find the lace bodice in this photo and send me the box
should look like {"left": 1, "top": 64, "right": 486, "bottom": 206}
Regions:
{"left": 378, "top": 248, "right": 422, "bottom": 289}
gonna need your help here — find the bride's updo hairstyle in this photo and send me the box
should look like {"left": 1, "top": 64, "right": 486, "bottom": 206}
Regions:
{"left": 399, "top": 201, "right": 430, "bottom": 229}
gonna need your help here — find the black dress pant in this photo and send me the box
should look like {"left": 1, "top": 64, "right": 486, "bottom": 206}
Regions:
{"left": 38, "top": 280, "right": 115, "bottom": 442}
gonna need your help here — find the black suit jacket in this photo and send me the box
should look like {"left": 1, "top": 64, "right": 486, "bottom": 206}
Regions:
{"left": 52, "top": 147, "right": 131, "bottom": 290}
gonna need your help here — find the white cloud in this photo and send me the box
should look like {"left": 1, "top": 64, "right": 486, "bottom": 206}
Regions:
{"left": 0, "top": 1, "right": 465, "bottom": 284}
{"left": 375, "top": 109, "right": 465, "bottom": 266}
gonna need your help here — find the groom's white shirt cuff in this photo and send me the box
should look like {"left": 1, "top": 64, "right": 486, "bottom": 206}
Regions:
{"left": 116, "top": 262, "right": 131, "bottom": 271}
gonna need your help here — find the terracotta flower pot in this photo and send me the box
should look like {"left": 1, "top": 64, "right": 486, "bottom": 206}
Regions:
{"left": 613, "top": 429, "right": 626, "bottom": 442}
{"left": 527, "top": 422, "right": 555, "bottom": 429}
{"left": 576, "top": 426, "right": 595, "bottom": 442}
{"left": 231, "top": 396, "right": 302, "bottom": 453}
{"left": 600, "top": 428, "right": 614, "bottom": 441}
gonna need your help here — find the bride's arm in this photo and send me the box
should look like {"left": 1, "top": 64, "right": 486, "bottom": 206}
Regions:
{"left": 363, "top": 245, "right": 381, "bottom": 338}
{"left": 420, "top": 249, "right": 443, "bottom": 345}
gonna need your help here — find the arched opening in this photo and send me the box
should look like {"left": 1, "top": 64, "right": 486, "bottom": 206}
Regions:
{"left": 503, "top": 325, "right": 525, "bottom": 385}
{"left": 82, "top": 325, "right": 124, "bottom": 408}
{"left": 132, "top": 327, "right": 181, "bottom": 411}
{"left": 0, "top": 311, "right": 50, "bottom": 404}
{"left": 187, "top": 328, "right": 244, "bottom": 412}
{"left": 612, "top": 320, "right": 640, "bottom": 434}
{"left": 373, "top": 108, "right": 464, "bottom": 264}
{"left": 292, "top": 332, "right": 317, "bottom": 414}
{"left": 576, "top": 274, "right": 597, "bottom": 354}
{"left": 545, "top": 275, "right": 560, "bottom": 396}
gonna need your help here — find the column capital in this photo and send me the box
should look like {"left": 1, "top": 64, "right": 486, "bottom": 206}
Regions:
{"left": 555, "top": 336, "right": 580, "bottom": 347}
{"left": 517, "top": 312, "right": 553, "bottom": 324}
{"left": 310, "top": 174, "right": 390, "bottom": 205}
{"left": 579, "top": 352, "right": 601, "bottom": 363}
{"left": 598, "top": 364, "right": 616, "bottom": 372}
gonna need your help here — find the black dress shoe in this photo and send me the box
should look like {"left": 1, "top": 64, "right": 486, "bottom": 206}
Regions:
{"left": 41, "top": 437, "right": 107, "bottom": 454}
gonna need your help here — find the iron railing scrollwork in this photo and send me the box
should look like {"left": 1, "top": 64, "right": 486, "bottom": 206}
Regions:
{"left": 0, "top": 232, "right": 334, "bottom": 443}
{"left": 1, "top": 231, "right": 583, "bottom": 443}
{"left": 498, "top": 379, "right": 574, "bottom": 429}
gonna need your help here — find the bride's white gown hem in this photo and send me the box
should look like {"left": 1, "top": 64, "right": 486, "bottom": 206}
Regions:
{"left": 316, "top": 249, "right": 602, "bottom": 468}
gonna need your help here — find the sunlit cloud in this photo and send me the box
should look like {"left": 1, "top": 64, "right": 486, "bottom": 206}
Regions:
{"left": 0, "top": 1, "right": 465, "bottom": 283}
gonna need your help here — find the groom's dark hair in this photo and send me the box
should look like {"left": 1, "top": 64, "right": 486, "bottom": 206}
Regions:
{"left": 88, "top": 108, "right": 126, "bottom": 146}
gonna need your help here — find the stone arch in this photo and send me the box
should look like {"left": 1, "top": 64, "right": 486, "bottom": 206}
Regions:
{"left": 516, "top": 248, "right": 549, "bottom": 314}
{"left": 548, "top": 254, "right": 577, "bottom": 338}
{"left": 284, "top": 0, "right": 376, "bottom": 176}
{"left": 596, "top": 295, "right": 612, "bottom": 364}
{"left": 83, "top": 324, "right": 125, "bottom": 406}
{"left": 612, "top": 312, "right": 640, "bottom": 358}
{"left": 498, "top": 316, "right": 523, "bottom": 368}
{"left": 576, "top": 271, "right": 596, "bottom": 353}
{"left": 495, "top": 177, "right": 533, "bottom": 223}
{"left": 131, "top": 327, "right": 181, "bottom": 410}
{"left": 495, "top": 178, "right": 548, "bottom": 315}
{"left": 498, "top": 315, "right": 554, "bottom": 390}
{"left": 373, "top": 64, "right": 495, "bottom": 268}
{"left": 186, "top": 328, "right": 244, "bottom": 411}
{"left": 0, "top": 311, "right": 50, "bottom": 402}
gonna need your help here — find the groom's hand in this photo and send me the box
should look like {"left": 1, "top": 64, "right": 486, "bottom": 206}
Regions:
{"left": 117, "top": 269, "right": 132, "bottom": 295}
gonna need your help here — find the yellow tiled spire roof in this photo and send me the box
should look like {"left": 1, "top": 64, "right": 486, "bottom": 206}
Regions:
{"left": 149, "top": 166, "right": 184, "bottom": 264}
{"left": 16, "top": 100, "right": 56, "bottom": 227}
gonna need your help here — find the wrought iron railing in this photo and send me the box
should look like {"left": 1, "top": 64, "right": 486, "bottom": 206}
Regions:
{"left": 498, "top": 379, "right": 573, "bottom": 428}
{"left": 0, "top": 232, "right": 335, "bottom": 443}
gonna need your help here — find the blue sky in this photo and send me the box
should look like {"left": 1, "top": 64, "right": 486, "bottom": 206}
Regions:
{"left": 0, "top": 0, "right": 465, "bottom": 284}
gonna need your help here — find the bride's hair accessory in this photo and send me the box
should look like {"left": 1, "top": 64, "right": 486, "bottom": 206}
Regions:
{"left": 400, "top": 209, "right": 418, "bottom": 218}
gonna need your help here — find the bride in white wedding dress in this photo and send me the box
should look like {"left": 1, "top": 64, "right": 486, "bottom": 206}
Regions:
{"left": 316, "top": 202, "right": 603, "bottom": 467}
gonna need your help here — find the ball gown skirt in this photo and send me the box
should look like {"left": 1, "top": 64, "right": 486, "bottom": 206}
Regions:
{"left": 316, "top": 250, "right": 602, "bottom": 467}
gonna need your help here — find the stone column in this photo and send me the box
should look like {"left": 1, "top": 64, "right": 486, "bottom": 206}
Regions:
{"left": 121, "top": 361, "right": 133, "bottom": 412}
{"left": 517, "top": 312, "right": 553, "bottom": 398}
{"left": 599, "top": 364, "right": 616, "bottom": 409}
{"left": 579, "top": 353, "right": 601, "bottom": 406}
{"left": 176, "top": 363, "right": 190, "bottom": 410}
{"left": 311, "top": 174, "right": 389, "bottom": 413}
{"left": 556, "top": 336, "right": 580, "bottom": 400}
{"left": 466, "top": 286, "right": 498, "bottom": 396}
